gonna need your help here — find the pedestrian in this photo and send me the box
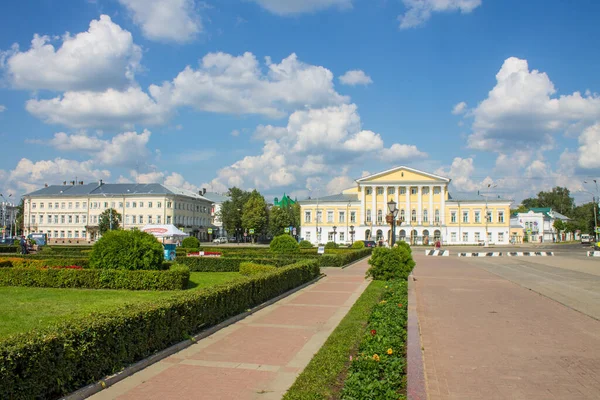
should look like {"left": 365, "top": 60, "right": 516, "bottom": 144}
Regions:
{"left": 20, "top": 235, "right": 27, "bottom": 254}
{"left": 435, "top": 240, "right": 441, "bottom": 250}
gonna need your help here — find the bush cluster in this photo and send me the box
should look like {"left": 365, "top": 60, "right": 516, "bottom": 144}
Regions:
{"left": 177, "top": 256, "right": 295, "bottom": 272}
{"left": 341, "top": 280, "right": 408, "bottom": 399}
{"left": 366, "top": 244, "right": 415, "bottom": 281}
{"left": 0, "top": 259, "right": 320, "bottom": 399}
{"left": 319, "top": 248, "right": 372, "bottom": 267}
{"left": 324, "top": 242, "right": 339, "bottom": 249}
{"left": 0, "top": 267, "right": 190, "bottom": 290}
{"left": 89, "top": 230, "right": 164, "bottom": 270}
{"left": 0, "top": 256, "right": 91, "bottom": 268}
{"left": 239, "top": 262, "right": 277, "bottom": 276}
{"left": 182, "top": 236, "right": 201, "bottom": 249}
{"left": 299, "top": 240, "right": 313, "bottom": 249}
{"left": 0, "top": 246, "right": 18, "bottom": 254}
{"left": 351, "top": 240, "right": 365, "bottom": 249}
{"left": 270, "top": 234, "right": 300, "bottom": 254}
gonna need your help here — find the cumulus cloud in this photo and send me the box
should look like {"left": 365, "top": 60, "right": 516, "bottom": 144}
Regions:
{"left": 399, "top": 0, "right": 482, "bottom": 29}
{"left": 0, "top": 105, "right": 5, "bottom": 112}
{"left": 451, "top": 101, "right": 467, "bottom": 115}
{"left": 467, "top": 57, "right": 600, "bottom": 151}
{"left": 326, "top": 173, "right": 355, "bottom": 194}
{"left": 435, "top": 157, "right": 491, "bottom": 192}
{"left": 118, "top": 0, "right": 202, "bottom": 43}
{"left": 248, "top": 0, "right": 352, "bottom": 15}
{"left": 25, "top": 87, "right": 169, "bottom": 129}
{"left": 151, "top": 52, "right": 348, "bottom": 118}
{"left": 2, "top": 15, "right": 141, "bottom": 91}
{"left": 339, "top": 70, "right": 373, "bottom": 86}
{"left": 203, "top": 104, "right": 426, "bottom": 192}
{"left": 578, "top": 123, "right": 600, "bottom": 169}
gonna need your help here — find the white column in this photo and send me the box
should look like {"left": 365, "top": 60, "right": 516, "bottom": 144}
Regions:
{"left": 405, "top": 185, "right": 410, "bottom": 223}
{"left": 418, "top": 186, "right": 423, "bottom": 225}
{"left": 441, "top": 185, "right": 446, "bottom": 224}
{"left": 429, "top": 185, "right": 434, "bottom": 225}
{"left": 371, "top": 186, "right": 376, "bottom": 225}
{"left": 360, "top": 185, "right": 365, "bottom": 225}
{"left": 395, "top": 185, "right": 399, "bottom": 210}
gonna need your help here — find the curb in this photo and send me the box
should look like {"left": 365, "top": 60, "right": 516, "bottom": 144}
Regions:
{"left": 458, "top": 252, "right": 502, "bottom": 257}
{"left": 424, "top": 250, "right": 449, "bottom": 256}
{"left": 407, "top": 273, "right": 427, "bottom": 400}
{"left": 506, "top": 252, "right": 554, "bottom": 256}
{"left": 62, "top": 273, "right": 325, "bottom": 400}
{"left": 586, "top": 251, "right": 600, "bottom": 257}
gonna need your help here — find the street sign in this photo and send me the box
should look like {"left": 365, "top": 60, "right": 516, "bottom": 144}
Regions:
{"left": 207, "top": 228, "right": 213, "bottom": 234}
{"left": 284, "top": 227, "right": 290, "bottom": 233}
{"left": 292, "top": 228, "right": 296, "bottom": 235}
{"left": 318, "top": 246, "right": 325, "bottom": 254}
{"left": 249, "top": 228, "right": 255, "bottom": 234}
{"left": 595, "top": 227, "right": 600, "bottom": 234}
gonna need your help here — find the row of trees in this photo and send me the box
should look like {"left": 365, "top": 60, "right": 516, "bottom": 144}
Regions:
{"left": 219, "top": 187, "right": 300, "bottom": 242}
{"left": 512, "top": 186, "right": 598, "bottom": 234}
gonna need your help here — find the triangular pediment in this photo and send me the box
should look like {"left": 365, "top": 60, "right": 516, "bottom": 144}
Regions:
{"left": 356, "top": 166, "right": 450, "bottom": 184}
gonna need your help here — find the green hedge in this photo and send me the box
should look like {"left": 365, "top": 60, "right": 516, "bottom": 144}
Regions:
{"left": 319, "top": 248, "right": 372, "bottom": 267}
{"left": 0, "top": 259, "right": 320, "bottom": 399}
{"left": 0, "top": 257, "right": 90, "bottom": 268}
{"left": 0, "top": 246, "right": 18, "bottom": 254}
{"left": 0, "top": 260, "right": 12, "bottom": 268}
{"left": 0, "top": 267, "right": 190, "bottom": 291}
{"left": 177, "top": 256, "right": 296, "bottom": 272}
{"left": 40, "top": 246, "right": 93, "bottom": 255}
{"left": 239, "top": 262, "right": 277, "bottom": 276}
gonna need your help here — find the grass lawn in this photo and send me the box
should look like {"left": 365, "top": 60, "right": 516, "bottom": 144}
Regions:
{"left": 0, "top": 272, "right": 242, "bottom": 339}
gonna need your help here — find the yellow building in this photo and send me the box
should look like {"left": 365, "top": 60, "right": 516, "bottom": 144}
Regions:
{"left": 299, "top": 166, "right": 512, "bottom": 245}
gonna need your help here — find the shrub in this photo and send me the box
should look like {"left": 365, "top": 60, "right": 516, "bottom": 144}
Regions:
{"left": 325, "top": 241, "right": 339, "bottom": 249}
{"left": 270, "top": 234, "right": 300, "bottom": 254}
{"left": 0, "top": 267, "right": 190, "bottom": 290}
{"left": 366, "top": 247, "right": 415, "bottom": 281}
{"left": 182, "top": 236, "right": 201, "bottom": 249}
{"left": 0, "top": 246, "right": 18, "bottom": 254}
{"left": 0, "top": 259, "right": 320, "bottom": 399}
{"left": 239, "top": 262, "right": 277, "bottom": 276}
{"left": 178, "top": 257, "right": 295, "bottom": 272}
{"left": 341, "top": 280, "right": 408, "bottom": 399}
{"left": 299, "top": 240, "right": 313, "bottom": 249}
{"left": 89, "top": 230, "right": 164, "bottom": 270}
{"left": 351, "top": 240, "right": 365, "bottom": 249}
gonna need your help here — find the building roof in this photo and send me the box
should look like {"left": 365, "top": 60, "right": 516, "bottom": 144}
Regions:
{"left": 24, "top": 182, "right": 211, "bottom": 201}
{"left": 274, "top": 193, "right": 297, "bottom": 207}
{"left": 202, "top": 192, "right": 230, "bottom": 203}
{"left": 356, "top": 165, "right": 450, "bottom": 183}
{"left": 298, "top": 193, "right": 359, "bottom": 204}
{"left": 523, "top": 207, "right": 570, "bottom": 220}
{"left": 447, "top": 192, "right": 511, "bottom": 203}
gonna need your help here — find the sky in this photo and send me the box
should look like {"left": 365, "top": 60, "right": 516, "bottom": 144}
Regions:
{"left": 1, "top": 0, "right": 600, "bottom": 205}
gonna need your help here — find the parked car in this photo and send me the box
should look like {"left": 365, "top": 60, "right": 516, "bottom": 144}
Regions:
{"left": 581, "top": 234, "right": 591, "bottom": 245}
{"left": 212, "top": 237, "right": 228, "bottom": 244}
{"left": 363, "top": 240, "right": 377, "bottom": 248}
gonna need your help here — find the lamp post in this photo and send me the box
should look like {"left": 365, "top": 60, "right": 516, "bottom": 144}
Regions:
{"left": 332, "top": 225, "right": 337, "bottom": 244}
{"left": 0, "top": 193, "right": 12, "bottom": 240}
{"left": 350, "top": 224, "right": 355, "bottom": 245}
{"left": 387, "top": 199, "right": 399, "bottom": 247}
{"left": 481, "top": 184, "right": 497, "bottom": 247}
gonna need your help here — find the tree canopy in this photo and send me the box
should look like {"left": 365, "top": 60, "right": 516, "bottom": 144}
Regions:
{"left": 242, "top": 190, "right": 268, "bottom": 242}
{"left": 98, "top": 208, "right": 121, "bottom": 235}
{"left": 269, "top": 203, "right": 300, "bottom": 236}
{"left": 519, "top": 187, "right": 575, "bottom": 215}
{"left": 219, "top": 187, "right": 251, "bottom": 236}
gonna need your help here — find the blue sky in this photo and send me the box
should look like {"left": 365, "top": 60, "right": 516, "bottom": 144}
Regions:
{"left": 1, "top": 0, "right": 600, "bottom": 204}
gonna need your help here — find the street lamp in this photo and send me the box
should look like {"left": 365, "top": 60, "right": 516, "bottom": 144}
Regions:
{"left": 580, "top": 185, "right": 598, "bottom": 240}
{"left": 350, "top": 224, "right": 355, "bottom": 245}
{"left": 332, "top": 225, "right": 337, "bottom": 244}
{"left": 387, "top": 199, "right": 399, "bottom": 247}
{"left": 482, "top": 184, "right": 497, "bottom": 247}
{"left": 0, "top": 193, "right": 13, "bottom": 240}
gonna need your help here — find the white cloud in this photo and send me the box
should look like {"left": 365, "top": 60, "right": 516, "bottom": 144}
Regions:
{"left": 451, "top": 101, "right": 467, "bottom": 115}
{"left": 578, "top": 123, "right": 600, "bottom": 169}
{"left": 204, "top": 104, "right": 426, "bottom": 192}
{"left": 118, "top": 0, "right": 202, "bottom": 43}
{"left": 26, "top": 87, "right": 169, "bottom": 128}
{"left": 467, "top": 57, "right": 600, "bottom": 151}
{"left": 2, "top": 15, "right": 141, "bottom": 91}
{"left": 339, "top": 70, "right": 373, "bottom": 86}
{"left": 0, "top": 105, "right": 5, "bottom": 112}
{"left": 152, "top": 52, "right": 348, "bottom": 118}
{"left": 231, "top": 129, "right": 240, "bottom": 137}
{"left": 435, "top": 157, "right": 491, "bottom": 192}
{"left": 399, "top": 0, "right": 482, "bottom": 29}
{"left": 249, "top": 0, "right": 352, "bottom": 15}
{"left": 326, "top": 174, "right": 354, "bottom": 194}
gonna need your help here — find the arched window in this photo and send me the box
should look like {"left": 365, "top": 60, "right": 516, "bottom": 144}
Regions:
{"left": 400, "top": 209, "right": 405, "bottom": 221}
{"left": 411, "top": 209, "right": 417, "bottom": 222}
{"left": 377, "top": 209, "right": 383, "bottom": 223}
{"left": 423, "top": 209, "right": 428, "bottom": 222}
{"left": 435, "top": 209, "right": 440, "bottom": 223}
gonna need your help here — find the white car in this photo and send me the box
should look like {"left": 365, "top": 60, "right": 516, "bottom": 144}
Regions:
{"left": 213, "top": 237, "right": 228, "bottom": 244}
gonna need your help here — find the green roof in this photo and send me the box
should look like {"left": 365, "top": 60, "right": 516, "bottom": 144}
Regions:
{"left": 273, "top": 193, "right": 296, "bottom": 207}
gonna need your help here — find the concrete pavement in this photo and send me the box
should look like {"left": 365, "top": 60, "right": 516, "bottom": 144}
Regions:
{"left": 88, "top": 259, "right": 371, "bottom": 400}
{"left": 413, "top": 254, "right": 600, "bottom": 400}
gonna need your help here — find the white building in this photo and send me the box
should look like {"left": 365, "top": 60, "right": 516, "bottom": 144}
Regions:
{"left": 0, "top": 201, "right": 18, "bottom": 239}
{"left": 202, "top": 191, "right": 230, "bottom": 239}
{"left": 515, "top": 207, "right": 570, "bottom": 243}
{"left": 22, "top": 181, "right": 213, "bottom": 244}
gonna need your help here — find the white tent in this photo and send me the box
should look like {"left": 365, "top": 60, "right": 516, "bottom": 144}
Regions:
{"left": 141, "top": 224, "right": 189, "bottom": 239}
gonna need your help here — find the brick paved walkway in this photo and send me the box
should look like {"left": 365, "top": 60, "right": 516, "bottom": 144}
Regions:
{"left": 89, "top": 259, "right": 370, "bottom": 400}
{"left": 413, "top": 254, "right": 600, "bottom": 400}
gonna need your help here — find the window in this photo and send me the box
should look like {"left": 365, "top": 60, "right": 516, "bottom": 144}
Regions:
{"left": 328, "top": 232, "right": 334, "bottom": 241}
{"left": 82, "top": 202, "right": 87, "bottom": 209}
{"left": 126, "top": 202, "right": 130, "bottom": 208}
{"left": 32, "top": 203, "right": 36, "bottom": 209}
{"left": 82, "top": 215, "right": 87, "bottom": 224}
{"left": 350, "top": 211, "right": 356, "bottom": 223}
{"left": 148, "top": 215, "right": 153, "bottom": 224}
{"left": 39, "top": 215, "right": 44, "bottom": 224}
{"left": 67, "top": 231, "right": 72, "bottom": 238}
{"left": 60, "top": 230, "right": 65, "bottom": 238}
{"left": 305, "top": 211, "right": 312, "bottom": 223}
{"left": 75, "top": 231, "right": 79, "bottom": 238}
{"left": 306, "top": 232, "right": 311, "bottom": 241}
{"left": 118, "top": 202, "right": 123, "bottom": 208}
{"left": 475, "top": 211, "right": 481, "bottom": 223}
{"left": 411, "top": 187, "right": 417, "bottom": 195}
{"left": 31, "top": 215, "right": 36, "bottom": 224}
{"left": 400, "top": 187, "right": 406, "bottom": 195}
{"left": 40, "top": 203, "right": 44, "bottom": 209}
{"left": 400, "top": 209, "right": 405, "bottom": 221}
{"left": 389, "top": 188, "right": 395, "bottom": 194}
{"left": 377, "top": 187, "right": 384, "bottom": 195}
{"left": 366, "top": 188, "right": 372, "bottom": 195}
{"left": 61, "top": 215, "right": 65, "bottom": 224}
{"left": 111, "top": 202, "right": 115, "bottom": 208}
{"left": 423, "top": 187, "right": 429, "bottom": 194}
{"left": 126, "top": 215, "right": 131, "bottom": 224}
{"left": 132, "top": 202, "right": 137, "bottom": 208}
{"left": 487, "top": 232, "right": 492, "bottom": 242}
{"left": 157, "top": 202, "right": 162, "bottom": 208}
{"left": 486, "top": 211, "right": 493, "bottom": 223}
{"left": 75, "top": 202, "right": 79, "bottom": 209}
{"left": 61, "top": 202, "right": 65, "bottom": 209}
{"left": 47, "top": 214, "right": 52, "bottom": 224}
{"left": 435, "top": 209, "right": 440, "bottom": 223}
{"left": 339, "top": 211, "right": 345, "bottom": 223}
{"left": 55, "top": 202, "right": 59, "bottom": 209}
{"left": 317, "top": 232, "right": 322, "bottom": 243}
{"left": 82, "top": 231, "right": 87, "bottom": 239}
{"left": 462, "top": 232, "right": 469, "bottom": 242}
{"left": 498, "top": 211, "right": 505, "bottom": 223}
{"left": 451, "top": 211, "right": 457, "bottom": 223}
{"left": 451, "top": 232, "right": 457, "bottom": 242}
{"left": 366, "top": 209, "right": 372, "bottom": 223}
{"left": 498, "top": 232, "right": 504, "bottom": 242}
{"left": 54, "top": 230, "right": 58, "bottom": 238}
{"left": 157, "top": 215, "right": 162, "bottom": 224}
{"left": 92, "top": 216, "right": 97, "bottom": 224}
{"left": 139, "top": 202, "right": 144, "bottom": 207}
{"left": 75, "top": 215, "right": 79, "bottom": 223}
{"left": 434, "top": 187, "right": 441, "bottom": 194}
{"left": 339, "top": 232, "right": 345, "bottom": 242}
{"left": 462, "top": 211, "right": 469, "bottom": 223}
{"left": 411, "top": 209, "right": 417, "bottom": 222}
{"left": 68, "top": 215, "right": 72, "bottom": 223}
{"left": 317, "top": 211, "right": 323, "bottom": 223}
{"left": 139, "top": 215, "right": 143, "bottom": 224}
{"left": 377, "top": 209, "right": 383, "bottom": 223}
{"left": 475, "top": 232, "right": 480, "bottom": 241}
{"left": 423, "top": 209, "right": 428, "bottom": 222}
{"left": 167, "top": 216, "right": 172, "bottom": 224}
{"left": 49, "top": 203, "right": 53, "bottom": 209}
{"left": 167, "top": 201, "right": 172, "bottom": 208}
{"left": 68, "top": 202, "right": 72, "bottom": 209}
{"left": 54, "top": 215, "right": 59, "bottom": 224}
{"left": 148, "top": 202, "right": 153, "bottom": 208}
{"left": 327, "top": 211, "right": 334, "bottom": 223}
{"left": 132, "top": 216, "right": 137, "bottom": 224}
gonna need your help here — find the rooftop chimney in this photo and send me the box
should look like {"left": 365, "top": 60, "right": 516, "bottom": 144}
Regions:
{"left": 44, "top": 183, "right": 48, "bottom": 188}
{"left": 202, "top": 187, "right": 207, "bottom": 195}
{"left": 99, "top": 179, "right": 103, "bottom": 186}
{"left": 79, "top": 181, "right": 84, "bottom": 185}
{"left": 63, "top": 181, "right": 67, "bottom": 185}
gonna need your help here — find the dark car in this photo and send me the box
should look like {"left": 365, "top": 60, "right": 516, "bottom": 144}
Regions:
{"left": 364, "top": 240, "right": 377, "bottom": 248}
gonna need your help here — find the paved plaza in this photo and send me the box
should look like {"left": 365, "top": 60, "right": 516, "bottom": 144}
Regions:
{"left": 89, "top": 259, "right": 370, "bottom": 400}
{"left": 413, "top": 251, "right": 600, "bottom": 399}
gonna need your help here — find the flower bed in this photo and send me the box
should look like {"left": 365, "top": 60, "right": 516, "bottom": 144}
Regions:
{"left": 0, "top": 259, "right": 319, "bottom": 399}
{"left": 186, "top": 251, "right": 222, "bottom": 257}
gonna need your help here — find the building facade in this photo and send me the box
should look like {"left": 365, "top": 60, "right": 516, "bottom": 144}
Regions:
{"left": 0, "top": 201, "right": 18, "bottom": 239}
{"left": 22, "top": 181, "right": 213, "bottom": 243}
{"left": 299, "top": 166, "right": 512, "bottom": 245}
{"left": 515, "top": 208, "right": 570, "bottom": 243}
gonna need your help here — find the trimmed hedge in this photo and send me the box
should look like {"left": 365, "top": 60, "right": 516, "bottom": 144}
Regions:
{"left": 0, "top": 259, "right": 320, "bottom": 399}
{"left": 319, "top": 248, "right": 372, "bottom": 267}
{"left": 0, "top": 267, "right": 190, "bottom": 290}
{"left": 239, "top": 262, "right": 277, "bottom": 276}
{"left": 182, "top": 236, "right": 200, "bottom": 249}
{"left": 270, "top": 234, "right": 300, "bottom": 254}
{"left": 0, "top": 246, "right": 18, "bottom": 254}
{"left": 177, "top": 256, "right": 295, "bottom": 272}
{"left": 0, "top": 257, "right": 90, "bottom": 268}
{"left": 0, "top": 260, "right": 12, "bottom": 268}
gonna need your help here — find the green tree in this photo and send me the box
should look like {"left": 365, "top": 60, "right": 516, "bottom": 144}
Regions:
{"left": 510, "top": 204, "right": 529, "bottom": 215}
{"left": 242, "top": 190, "right": 268, "bottom": 243}
{"left": 98, "top": 208, "right": 121, "bottom": 235}
{"left": 15, "top": 199, "right": 24, "bottom": 236}
{"left": 521, "top": 197, "right": 540, "bottom": 209}
{"left": 219, "top": 187, "right": 251, "bottom": 240}
{"left": 269, "top": 203, "right": 300, "bottom": 237}
{"left": 553, "top": 219, "right": 565, "bottom": 241}
{"left": 536, "top": 187, "right": 575, "bottom": 215}
{"left": 571, "top": 202, "right": 596, "bottom": 233}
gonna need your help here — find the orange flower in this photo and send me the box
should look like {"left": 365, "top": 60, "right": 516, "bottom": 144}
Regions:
{"left": 387, "top": 348, "right": 393, "bottom": 355}
{"left": 370, "top": 329, "right": 377, "bottom": 336}
{"left": 398, "top": 303, "right": 403, "bottom": 307}
{"left": 373, "top": 354, "right": 380, "bottom": 362}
